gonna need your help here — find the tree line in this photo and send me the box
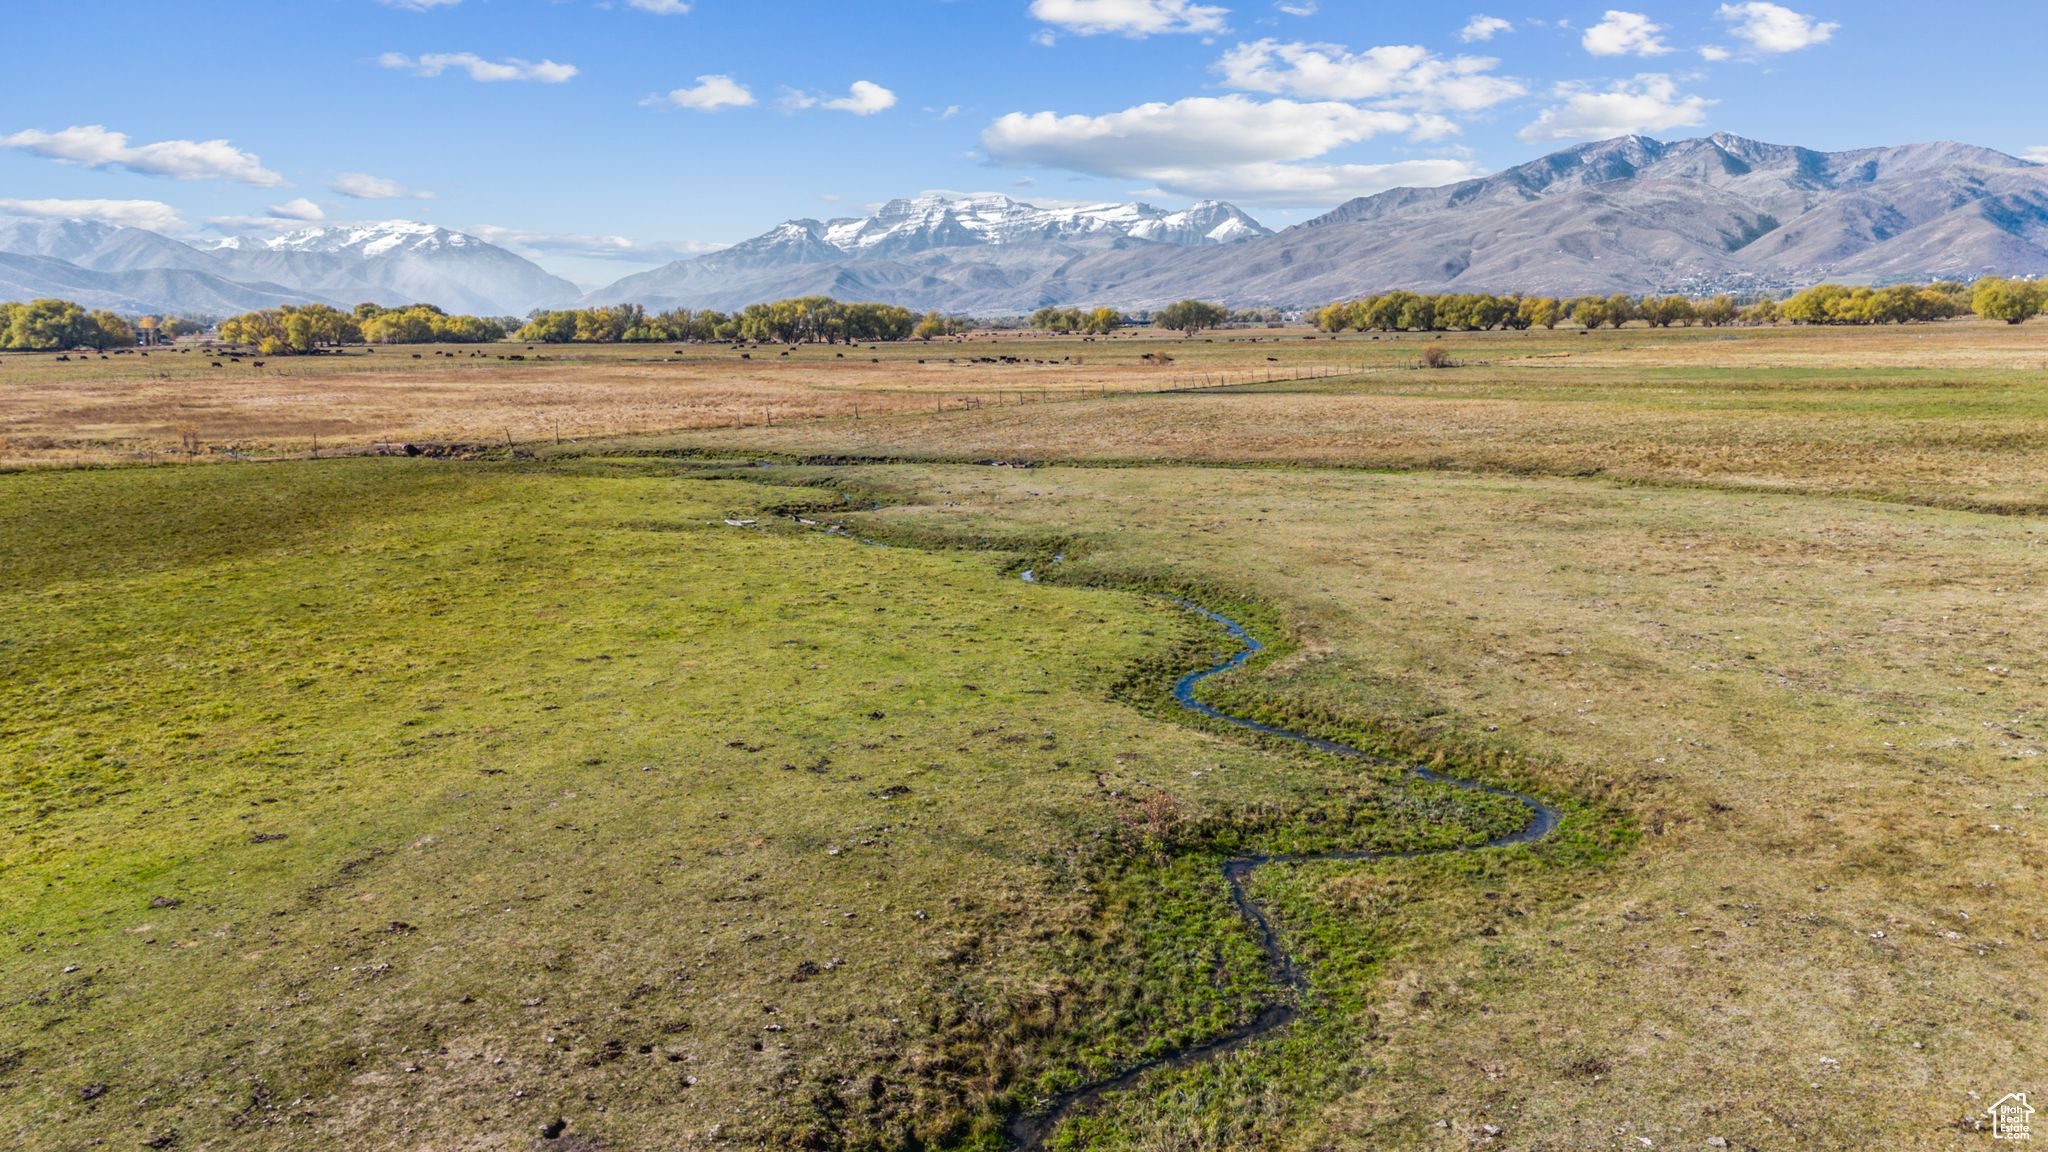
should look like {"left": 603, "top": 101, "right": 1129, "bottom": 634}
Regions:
{"left": 1312, "top": 278, "right": 2042, "bottom": 332}
{"left": 6, "top": 278, "right": 2041, "bottom": 355}
{"left": 1027, "top": 300, "right": 1261, "bottom": 335}
{"left": 514, "top": 299, "right": 968, "bottom": 345}
{"left": 0, "top": 299, "right": 138, "bottom": 351}
{"left": 218, "top": 303, "right": 508, "bottom": 353}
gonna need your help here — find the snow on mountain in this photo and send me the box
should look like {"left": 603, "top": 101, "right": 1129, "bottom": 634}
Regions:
{"left": 0, "top": 216, "right": 579, "bottom": 316}
{"left": 589, "top": 134, "right": 2048, "bottom": 312}
{"left": 201, "top": 220, "right": 488, "bottom": 259}
{"left": 799, "top": 194, "right": 1269, "bottom": 256}
{"left": 585, "top": 195, "right": 1270, "bottom": 310}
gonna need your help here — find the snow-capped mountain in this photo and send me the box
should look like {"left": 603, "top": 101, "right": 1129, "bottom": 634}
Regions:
{"left": 0, "top": 218, "right": 579, "bottom": 316}
{"left": 585, "top": 195, "right": 1270, "bottom": 311}
{"left": 205, "top": 220, "right": 489, "bottom": 259}
{"left": 809, "top": 194, "right": 1270, "bottom": 255}
{"left": 11, "top": 136, "right": 2048, "bottom": 317}
{"left": 198, "top": 222, "right": 579, "bottom": 315}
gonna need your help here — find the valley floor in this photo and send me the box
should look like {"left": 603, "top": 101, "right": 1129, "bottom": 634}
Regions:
{"left": 3, "top": 323, "right": 2043, "bottom": 1149}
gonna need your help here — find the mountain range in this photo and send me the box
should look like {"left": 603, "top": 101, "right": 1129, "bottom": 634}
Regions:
{"left": 591, "top": 134, "right": 2048, "bottom": 311}
{"left": 2, "top": 134, "right": 2045, "bottom": 317}
{"left": 583, "top": 195, "right": 1271, "bottom": 312}
{"left": 0, "top": 218, "right": 579, "bottom": 316}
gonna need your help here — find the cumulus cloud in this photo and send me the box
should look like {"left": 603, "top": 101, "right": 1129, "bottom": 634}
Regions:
{"left": 2023, "top": 147, "right": 2048, "bottom": 165}
{"left": 1717, "top": 3, "right": 1837, "bottom": 53}
{"left": 207, "top": 198, "right": 332, "bottom": 233}
{"left": 0, "top": 197, "right": 185, "bottom": 231}
{"left": 1217, "top": 39, "right": 1525, "bottom": 112}
{"left": 268, "top": 198, "right": 325, "bottom": 221}
{"left": 1130, "top": 158, "right": 1478, "bottom": 202}
{"left": 783, "top": 81, "right": 898, "bottom": 115}
{"left": 1519, "top": 74, "right": 1714, "bottom": 141}
{"left": 648, "top": 75, "right": 755, "bottom": 110}
{"left": 1276, "top": 1, "right": 1316, "bottom": 14}
{"left": 1699, "top": 44, "right": 1732, "bottom": 61}
{"left": 469, "top": 224, "right": 724, "bottom": 263}
{"left": 825, "top": 81, "right": 898, "bottom": 115}
{"left": 378, "top": 52, "right": 577, "bottom": 83}
{"left": 1460, "top": 15, "right": 1513, "bottom": 42}
{"left": 981, "top": 94, "right": 1470, "bottom": 203}
{"left": 376, "top": 0, "right": 460, "bottom": 9}
{"left": 627, "top": 0, "right": 692, "bottom": 11}
{"left": 1028, "top": 0, "right": 1229, "bottom": 38}
{"left": 0, "top": 125, "right": 285, "bottom": 186}
{"left": 330, "top": 172, "right": 435, "bottom": 200}
{"left": 1582, "top": 10, "right": 1670, "bottom": 56}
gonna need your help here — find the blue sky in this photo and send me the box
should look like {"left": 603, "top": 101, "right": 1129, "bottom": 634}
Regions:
{"left": 4, "top": 0, "right": 2043, "bottom": 286}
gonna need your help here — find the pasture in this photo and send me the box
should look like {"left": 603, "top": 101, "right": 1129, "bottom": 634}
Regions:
{"left": 2, "top": 319, "right": 2043, "bottom": 1150}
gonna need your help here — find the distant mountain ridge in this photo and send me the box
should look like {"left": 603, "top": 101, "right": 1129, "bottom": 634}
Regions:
{"left": 584, "top": 194, "right": 1272, "bottom": 311}
{"left": 5, "top": 134, "right": 2046, "bottom": 318}
{"left": 592, "top": 134, "right": 2048, "bottom": 311}
{"left": 0, "top": 219, "right": 579, "bottom": 316}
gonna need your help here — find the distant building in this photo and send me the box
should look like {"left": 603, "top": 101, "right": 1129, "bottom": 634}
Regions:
{"left": 136, "top": 316, "right": 162, "bottom": 346}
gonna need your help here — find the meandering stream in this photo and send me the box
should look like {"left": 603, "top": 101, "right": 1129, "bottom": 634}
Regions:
{"left": 783, "top": 508, "right": 1557, "bottom": 1148}
{"left": 1002, "top": 565, "right": 1561, "bottom": 1149}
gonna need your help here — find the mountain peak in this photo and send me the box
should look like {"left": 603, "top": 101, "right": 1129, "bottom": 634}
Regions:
{"left": 794, "top": 194, "right": 1271, "bottom": 259}
{"left": 205, "top": 220, "right": 482, "bottom": 258}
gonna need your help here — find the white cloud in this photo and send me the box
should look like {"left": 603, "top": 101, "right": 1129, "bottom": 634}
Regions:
{"left": 1699, "top": 44, "right": 1732, "bottom": 61}
{"left": 0, "top": 197, "right": 185, "bottom": 231}
{"left": 2023, "top": 147, "right": 2048, "bottom": 165}
{"left": 1218, "top": 39, "right": 1525, "bottom": 112}
{"left": 0, "top": 125, "right": 285, "bottom": 186}
{"left": 1519, "top": 74, "right": 1713, "bottom": 141}
{"left": 330, "top": 172, "right": 435, "bottom": 200}
{"left": 1582, "top": 10, "right": 1670, "bottom": 56}
{"left": 1028, "top": 0, "right": 1229, "bottom": 38}
{"left": 1717, "top": 3, "right": 1837, "bottom": 53}
{"left": 982, "top": 94, "right": 1469, "bottom": 203}
{"left": 627, "top": 0, "right": 692, "bottom": 11}
{"left": 469, "top": 224, "right": 723, "bottom": 263}
{"left": 1276, "top": 1, "right": 1316, "bottom": 14}
{"left": 1132, "top": 158, "right": 1478, "bottom": 202}
{"left": 987, "top": 96, "right": 1413, "bottom": 169}
{"left": 1460, "top": 15, "right": 1512, "bottom": 42}
{"left": 378, "top": 52, "right": 577, "bottom": 83}
{"left": 824, "top": 80, "right": 897, "bottom": 115}
{"left": 649, "top": 74, "right": 755, "bottom": 110}
{"left": 269, "top": 198, "right": 325, "bottom": 221}
{"left": 784, "top": 81, "right": 898, "bottom": 116}
{"left": 207, "top": 198, "right": 331, "bottom": 233}
{"left": 377, "top": 0, "right": 461, "bottom": 9}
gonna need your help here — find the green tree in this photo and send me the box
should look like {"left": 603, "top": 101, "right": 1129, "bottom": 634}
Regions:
{"left": 1639, "top": 295, "right": 1696, "bottom": 328}
{"left": 1694, "top": 295, "right": 1739, "bottom": 327}
{"left": 1518, "top": 296, "right": 1564, "bottom": 330}
{"left": 1972, "top": 277, "right": 2044, "bottom": 325}
{"left": 1081, "top": 307, "right": 1122, "bottom": 335}
{"left": 84, "top": 311, "right": 135, "bottom": 350}
{"left": 1152, "top": 299, "right": 1228, "bottom": 335}
{"left": 2, "top": 298, "right": 89, "bottom": 350}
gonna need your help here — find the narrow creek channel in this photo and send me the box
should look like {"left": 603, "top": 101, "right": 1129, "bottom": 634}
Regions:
{"left": 1002, "top": 563, "right": 1561, "bottom": 1149}
{"left": 776, "top": 509, "right": 1558, "bottom": 1148}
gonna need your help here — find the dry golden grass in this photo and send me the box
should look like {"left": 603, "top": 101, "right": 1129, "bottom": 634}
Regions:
{"left": 9, "top": 318, "right": 2048, "bottom": 1148}
{"left": 650, "top": 322, "right": 2048, "bottom": 513}
{"left": 0, "top": 333, "right": 1348, "bottom": 468}
{"left": 814, "top": 460, "right": 2046, "bottom": 1150}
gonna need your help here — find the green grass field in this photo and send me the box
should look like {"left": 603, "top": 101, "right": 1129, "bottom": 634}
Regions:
{"left": 2, "top": 456, "right": 1557, "bottom": 1150}
{"left": 4, "top": 323, "right": 2045, "bottom": 1150}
